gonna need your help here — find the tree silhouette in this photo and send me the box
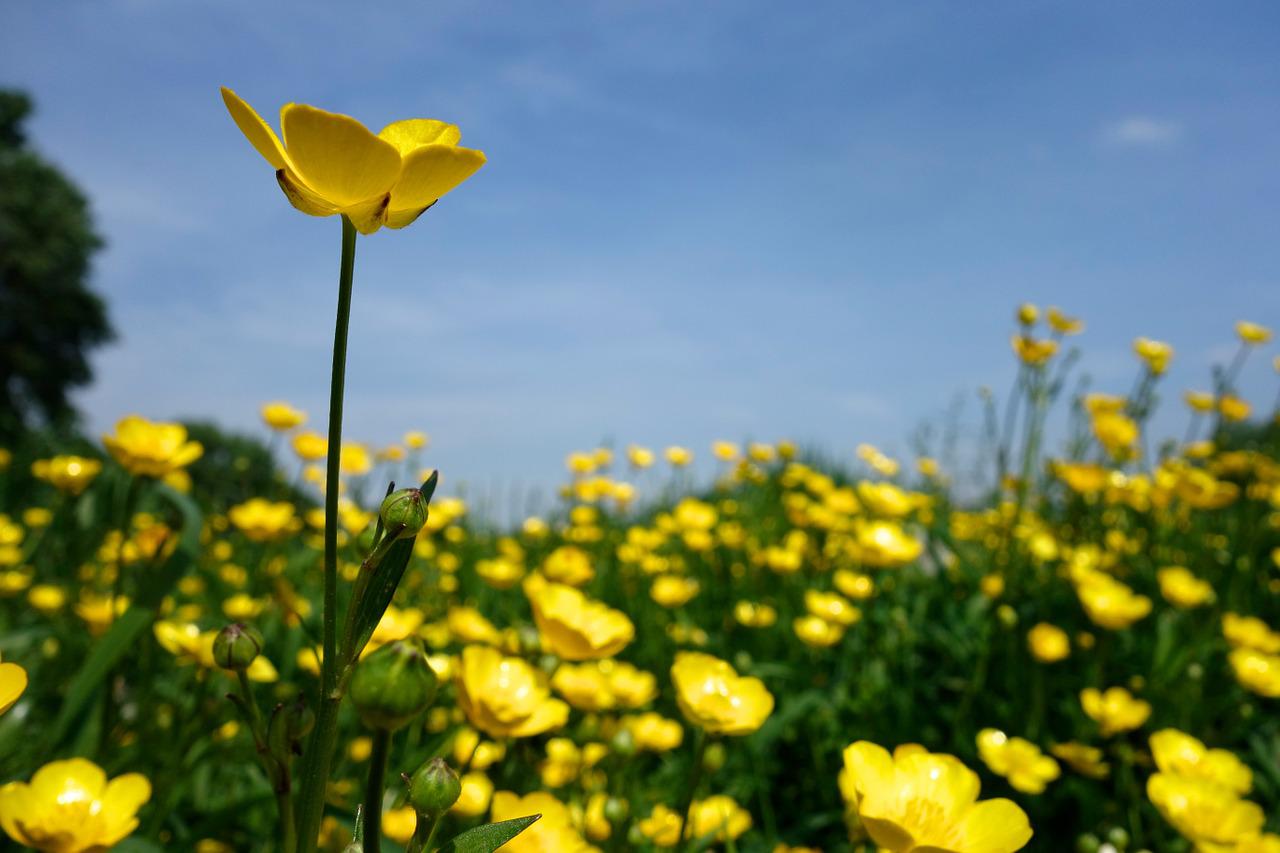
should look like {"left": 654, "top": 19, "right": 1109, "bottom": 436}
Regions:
{"left": 0, "top": 89, "right": 113, "bottom": 441}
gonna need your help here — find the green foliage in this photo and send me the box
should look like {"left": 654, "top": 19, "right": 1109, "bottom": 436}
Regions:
{"left": 0, "top": 90, "right": 112, "bottom": 441}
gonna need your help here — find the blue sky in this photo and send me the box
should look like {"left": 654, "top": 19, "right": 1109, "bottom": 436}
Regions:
{"left": 4, "top": 1, "right": 1279, "bottom": 501}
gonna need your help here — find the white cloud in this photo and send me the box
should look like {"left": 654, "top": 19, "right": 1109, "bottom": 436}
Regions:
{"left": 1100, "top": 116, "right": 1184, "bottom": 149}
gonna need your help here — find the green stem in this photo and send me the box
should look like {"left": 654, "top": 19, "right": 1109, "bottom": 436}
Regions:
{"left": 676, "top": 729, "right": 708, "bottom": 850}
{"left": 363, "top": 728, "right": 391, "bottom": 853}
{"left": 295, "top": 215, "right": 359, "bottom": 853}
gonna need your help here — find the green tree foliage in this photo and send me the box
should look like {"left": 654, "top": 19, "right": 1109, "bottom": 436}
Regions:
{"left": 0, "top": 89, "right": 113, "bottom": 441}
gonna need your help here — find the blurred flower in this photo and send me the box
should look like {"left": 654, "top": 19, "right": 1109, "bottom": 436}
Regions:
{"left": 260, "top": 401, "right": 305, "bottom": 431}
{"left": 651, "top": 574, "right": 700, "bottom": 608}
{"left": 541, "top": 545, "right": 595, "bottom": 586}
{"left": 489, "top": 790, "right": 593, "bottom": 852}
{"left": 525, "top": 575, "right": 634, "bottom": 660}
{"left": 839, "top": 741, "right": 1032, "bottom": 852}
{"left": 292, "top": 431, "right": 327, "bottom": 461}
{"left": 1156, "top": 566, "right": 1213, "bottom": 609}
{"left": 1223, "top": 613, "right": 1280, "bottom": 653}
{"left": 450, "top": 771, "right": 493, "bottom": 817}
{"left": 1147, "top": 773, "right": 1264, "bottom": 850}
{"left": 689, "top": 795, "right": 752, "bottom": 844}
{"left": 1075, "top": 572, "right": 1151, "bottom": 630}
{"left": 1049, "top": 742, "right": 1109, "bottom": 779}
{"left": 1149, "top": 729, "right": 1252, "bottom": 795}
{"left": 1012, "top": 335, "right": 1058, "bottom": 366}
{"left": 1026, "top": 623, "right": 1070, "bottom": 663}
{"left": 1046, "top": 307, "right": 1083, "bottom": 335}
{"left": 665, "top": 446, "right": 693, "bottom": 467}
{"left": 228, "top": 498, "right": 299, "bottom": 542}
{"left": 1220, "top": 394, "right": 1252, "bottom": 422}
{"left": 221, "top": 88, "right": 486, "bottom": 234}
{"left": 1080, "top": 686, "right": 1151, "bottom": 736}
{"left": 455, "top": 645, "right": 568, "bottom": 738}
{"left": 1236, "top": 321, "right": 1273, "bottom": 345}
{"left": 0, "top": 758, "right": 150, "bottom": 852}
{"left": 976, "top": 729, "right": 1060, "bottom": 794}
{"left": 1229, "top": 648, "right": 1280, "bottom": 698}
{"left": 671, "top": 651, "right": 773, "bottom": 736}
{"left": 404, "top": 431, "right": 429, "bottom": 450}
{"left": 734, "top": 600, "right": 778, "bottom": 628}
{"left": 1092, "top": 411, "right": 1139, "bottom": 459}
{"left": 31, "top": 456, "right": 101, "bottom": 495}
{"left": 0, "top": 656, "right": 26, "bottom": 715}
{"left": 793, "top": 615, "right": 845, "bottom": 648}
{"left": 624, "top": 712, "right": 684, "bottom": 752}
{"left": 1184, "top": 390, "right": 1216, "bottom": 413}
{"left": 103, "top": 415, "right": 203, "bottom": 478}
{"left": 1133, "top": 337, "right": 1174, "bottom": 374}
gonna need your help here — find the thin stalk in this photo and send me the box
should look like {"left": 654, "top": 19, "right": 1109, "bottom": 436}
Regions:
{"left": 296, "top": 215, "right": 359, "bottom": 852}
{"left": 363, "top": 729, "right": 391, "bottom": 853}
{"left": 676, "top": 729, "right": 708, "bottom": 850}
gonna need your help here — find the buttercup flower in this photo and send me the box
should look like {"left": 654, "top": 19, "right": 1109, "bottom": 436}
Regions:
{"left": 689, "top": 795, "right": 752, "bottom": 843}
{"left": 260, "top": 401, "right": 306, "bottom": 431}
{"left": 840, "top": 741, "right": 1032, "bottom": 852}
{"left": 1080, "top": 686, "right": 1151, "bottom": 736}
{"left": 975, "top": 729, "right": 1060, "bottom": 794}
{"left": 1229, "top": 648, "right": 1280, "bottom": 698}
{"left": 671, "top": 651, "right": 774, "bottom": 736}
{"left": 0, "top": 758, "right": 151, "bottom": 853}
{"left": 1049, "top": 742, "right": 1110, "bottom": 779}
{"left": 1012, "top": 336, "right": 1058, "bottom": 366}
{"left": 1157, "top": 566, "right": 1213, "bottom": 609}
{"left": 227, "top": 498, "right": 299, "bottom": 542}
{"left": 624, "top": 712, "right": 685, "bottom": 752}
{"left": 291, "top": 431, "right": 327, "bottom": 461}
{"left": 102, "top": 415, "right": 203, "bottom": 478}
{"left": 455, "top": 645, "right": 569, "bottom": 738}
{"left": 1236, "top": 321, "right": 1273, "bottom": 345}
{"left": 31, "top": 456, "right": 102, "bottom": 495}
{"left": 1026, "top": 623, "right": 1070, "bottom": 663}
{"left": 489, "top": 790, "right": 593, "bottom": 853}
{"left": 1149, "top": 729, "right": 1252, "bottom": 794}
{"left": 524, "top": 575, "right": 634, "bottom": 661}
{"left": 1147, "top": 773, "right": 1264, "bottom": 850}
{"left": 221, "top": 88, "right": 486, "bottom": 235}
{"left": 1133, "top": 337, "right": 1174, "bottom": 374}
{"left": 1075, "top": 572, "right": 1151, "bottom": 630}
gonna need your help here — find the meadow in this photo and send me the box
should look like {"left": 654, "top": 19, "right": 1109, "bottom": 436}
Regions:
{"left": 1, "top": 92, "right": 1279, "bottom": 853}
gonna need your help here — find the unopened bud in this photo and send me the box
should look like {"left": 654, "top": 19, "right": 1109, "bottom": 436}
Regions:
{"left": 407, "top": 757, "right": 461, "bottom": 817}
{"left": 380, "top": 488, "right": 429, "bottom": 539}
{"left": 349, "top": 640, "right": 438, "bottom": 731}
{"left": 213, "top": 623, "right": 264, "bottom": 671}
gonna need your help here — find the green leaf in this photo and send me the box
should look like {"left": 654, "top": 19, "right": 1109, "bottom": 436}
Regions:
{"left": 435, "top": 814, "right": 540, "bottom": 853}
{"left": 346, "top": 535, "right": 418, "bottom": 662}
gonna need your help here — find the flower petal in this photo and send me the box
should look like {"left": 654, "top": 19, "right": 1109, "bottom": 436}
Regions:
{"left": 0, "top": 662, "right": 27, "bottom": 715}
{"left": 378, "top": 119, "right": 461, "bottom": 153}
{"left": 341, "top": 194, "right": 392, "bottom": 236}
{"left": 388, "top": 144, "right": 486, "bottom": 213}
{"left": 277, "top": 169, "right": 339, "bottom": 217}
{"left": 280, "top": 104, "right": 402, "bottom": 208}
{"left": 221, "top": 87, "right": 288, "bottom": 170}
{"left": 954, "top": 798, "right": 1033, "bottom": 853}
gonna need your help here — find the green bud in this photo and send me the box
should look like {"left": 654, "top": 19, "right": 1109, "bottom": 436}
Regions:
{"left": 1106, "top": 827, "right": 1130, "bottom": 849}
{"left": 603, "top": 796, "right": 629, "bottom": 824}
{"left": 610, "top": 726, "right": 636, "bottom": 758}
{"left": 407, "top": 757, "right": 461, "bottom": 817}
{"left": 213, "top": 623, "right": 264, "bottom": 671}
{"left": 702, "top": 741, "right": 727, "bottom": 773}
{"left": 349, "top": 640, "right": 438, "bottom": 731}
{"left": 379, "top": 488, "right": 429, "bottom": 539}
{"left": 1076, "top": 833, "right": 1101, "bottom": 853}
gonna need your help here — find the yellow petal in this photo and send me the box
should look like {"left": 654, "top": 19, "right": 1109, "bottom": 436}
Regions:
{"left": 842, "top": 741, "right": 895, "bottom": 800}
{"left": 378, "top": 118, "right": 461, "bottom": 153}
{"left": 0, "top": 781, "right": 32, "bottom": 843}
{"left": 280, "top": 103, "right": 402, "bottom": 208}
{"left": 277, "top": 169, "right": 340, "bottom": 217}
{"left": 341, "top": 194, "right": 392, "bottom": 236}
{"left": 388, "top": 144, "right": 486, "bottom": 213}
{"left": 0, "top": 662, "right": 27, "bottom": 715}
{"left": 385, "top": 202, "right": 437, "bottom": 230}
{"left": 952, "top": 798, "right": 1033, "bottom": 853}
{"left": 99, "top": 774, "right": 151, "bottom": 845}
{"left": 221, "top": 87, "right": 288, "bottom": 170}
{"left": 31, "top": 758, "right": 106, "bottom": 804}
{"left": 860, "top": 814, "right": 916, "bottom": 851}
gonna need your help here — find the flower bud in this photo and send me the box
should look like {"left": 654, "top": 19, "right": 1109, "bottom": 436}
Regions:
{"left": 407, "top": 757, "right": 461, "bottom": 817}
{"left": 349, "top": 640, "right": 438, "bottom": 731}
{"left": 213, "top": 623, "right": 264, "bottom": 671}
{"left": 380, "top": 488, "right": 429, "bottom": 539}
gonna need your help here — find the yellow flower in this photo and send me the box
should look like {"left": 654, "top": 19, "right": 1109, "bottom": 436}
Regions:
{"left": 489, "top": 790, "right": 594, "bottom": 853}
{"left": 0, "top": 657, "right": 26, "bottom": 715}
{"left": 1092, "top": 411, "right": 1139, "bottom": 458}
{"left": 227, "top": 498, "right": 298, "bottom": 542}
{"left": 805, "top": 590, "right": 861, "bottom": 626}
{"left": 1049, "top": 742, "right": 1109, "bottom": 779}
{"left": 339, "top": 442, "right": 372, "bottom": 476}
{"left": 551, "top": 660, "right": 648, "bottom": 712}
{"left": 734, "top": 600, "right": 778, "bottom": 628}
{"left": 793, "top": 615, "right": 845, "bottom": 648}
{"left": 1223, "top": 613, "right": 1280, "bottom": 653}
{"left": 1080, "top": 686, "right": 1151, "bottom": 736}
{"left": 1026, "top": 623, "right": 1070, "bottom": 663}
{"left": 712, "top": 440, "right": 741, "bottom": 461}
{"left": 1075, "top": 572, "right": 1151, "bottom": 630}
{"left": 30, "top": 456, "right": 102, "bottom": 495}
{"left": 638, "top": 804, "right": 683, "bottom": 847}
{"left": 291, "top": 431, "right": 327, "bottom": 461}
{"left": 1011, "top": 335, "right": 1058, "bottom": 366}
{"left": 1147, "top": 773, "right": 1264, "bottom": 850}
{"left": 975, "top": 730, "right": 1059, "bottom": 795}
{"left": 670, "top": 651, "right": 773, "bottom": 736}
{"left": 1016, "top": 303, "right": 1039, "bottom": 325}
{"left": 855, "top": 520, "right": 923, "bottom": 568}
{"left": 525, "top": 575, "right": 633, "bottom": 661}
{"left": 153, "top": 621, "right": 277, "bottom": 681}
{"left": 840, "top": 741, "right": 1032, "bottom": 852}
{"left": 627, "top": 445, "right": 655, "bottom": 468}
{"left": 1133, "top": 337, "right": 1174, "bottom": 374}
{"left": 74, "top": 594, "right": 128, "bottom": 637}
{"left": 541, "top": 545, "right": 595, "bottom": 586}
{"left": 0, "top": 758, "right": 151, "bottom": 853}
{"left": 1220, "top": 394, "right": 1252, "bottom": 422}
{"left": 1149, "top": 729, "right": 1252, "bottom": 795}
{"left": 102, "top": 415, "right": 203, "bottom": 478}
{"left": 404, "top": 431, "right": 429, "bottom": 450}
{"left": 260, "top": 401, "right": 306, "bottom": 431}
{"left": 221, "top": 88, "right": 486, "bottom": 235}
{"left": 1052, "top": 461, "right": 1109, "bottom": 496}
{"left": 455, "top": 645, "right": 569, "bottom": 738}
{"left": 689, "top": 795, "right": 752, "bottom": 843}
{"left": 381, "top": 806, "right": 416, "bottom": 844}
{"left": 475, "top": 557, "right": 525, "bottom": 590}
{"left": 1156, "top": 566, "right": 1213, "bottom": 609}
{"left": 624, "top": 712, "right": 684, "bottom": 752}
{"left": 834, "top": 570, "right": 876, "bottom": 600}
{"left": 665, "top": 446, "right": 693, "bottom": 467}
{"left": 450, "top": 772, "right": 493, "bottom": 818}
{"left": 28, "top": 584, "right": 66, "bottom": 614}
{"left": 1229, "top": 648, "right": 1280, "bottom": 698}
{"left": 1046, "top": 307, "right": 1084, "bottom": 335}
{"left": 650, "top": 574, "right": 700, "bottom": 608}
{"left": 1236, "top": 321, "right": 1273, "bottom": 345}
{"left": 1184, "top": 390, "right": 1216, "bottom": 413}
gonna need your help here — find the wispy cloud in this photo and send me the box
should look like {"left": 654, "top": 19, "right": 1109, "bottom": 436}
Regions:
{"left": 1099, "top": 116, "right": 1184, "bottom": 149}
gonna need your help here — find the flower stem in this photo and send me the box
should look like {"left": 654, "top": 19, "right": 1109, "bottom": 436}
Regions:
{"left": 363, "top": 728, "right": 391, "bottom": 853}
{"left": 676, "top": 729, "right": 708, "bottom": 850}
{"left": 295, "top": 214, "right": 359, "bottom": 853}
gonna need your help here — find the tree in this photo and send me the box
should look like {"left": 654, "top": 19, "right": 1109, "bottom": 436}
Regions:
{"left": 0, "top": 89, "right": 113, "bottom": 441}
